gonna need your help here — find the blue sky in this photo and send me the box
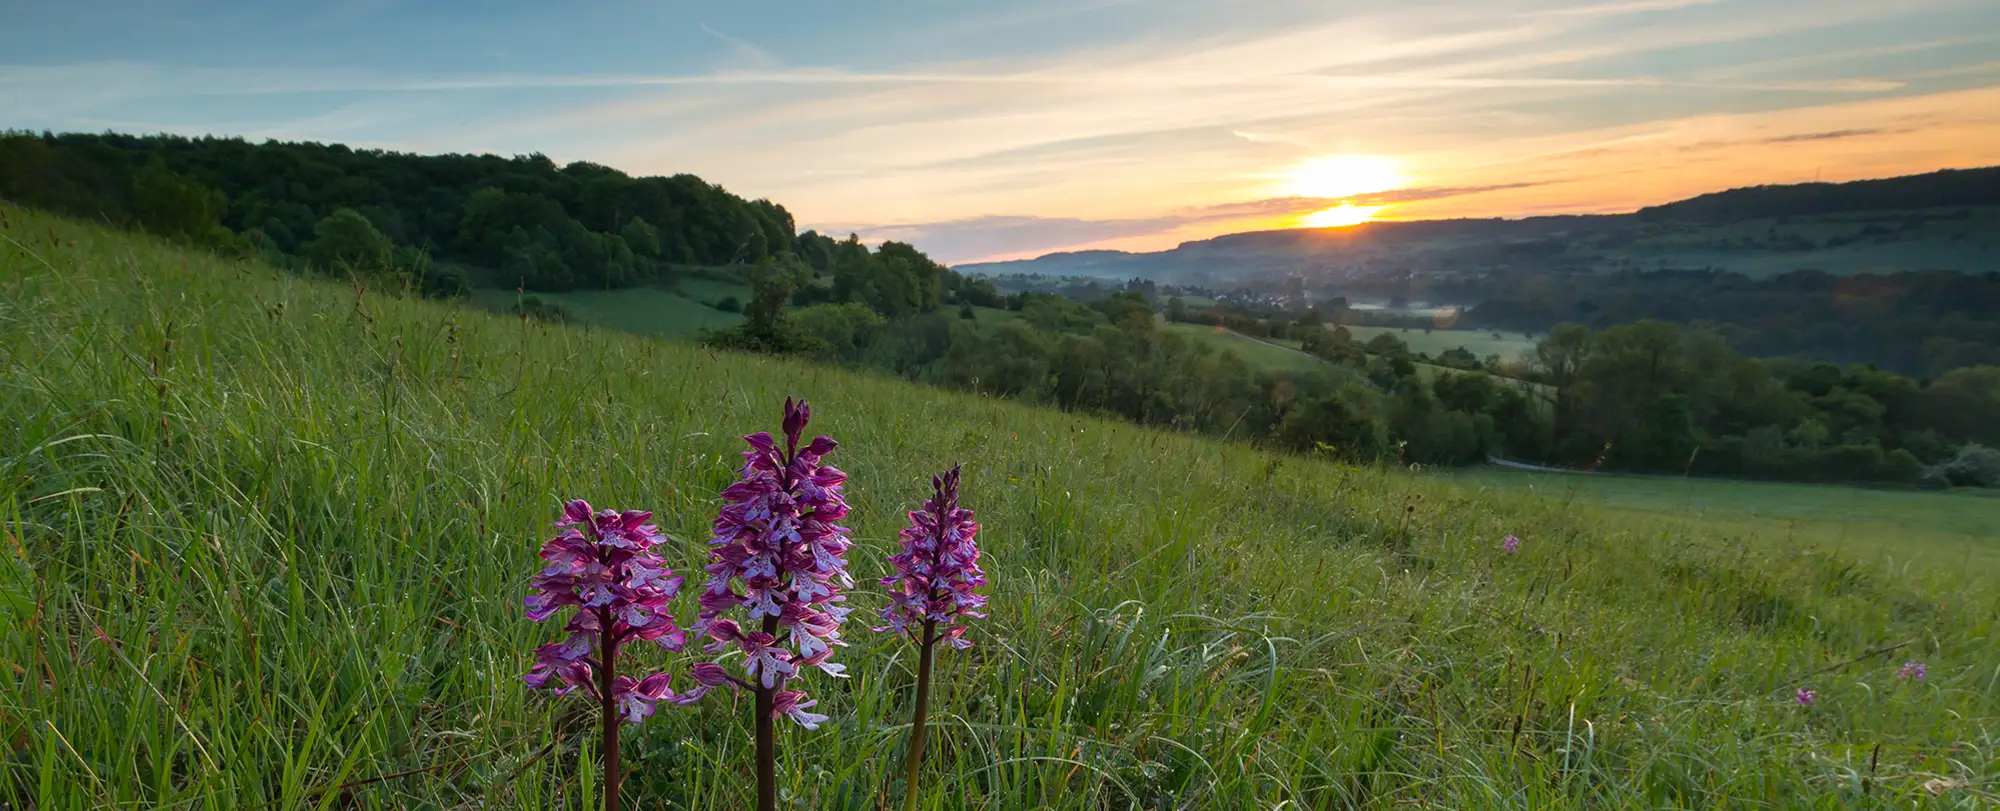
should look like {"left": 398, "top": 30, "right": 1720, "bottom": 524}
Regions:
{"left": 5, "top": 0, "right": 1999, "bottom": 262}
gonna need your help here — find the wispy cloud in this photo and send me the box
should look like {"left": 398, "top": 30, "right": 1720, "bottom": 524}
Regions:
{"left": 1538, "top": 0, "right": 1729, "bottom": 18}
{"left": 1230, "top": 129, "right": 1305, "bottom": 144}
{"left": 1762, "top": 128, "right": 1890, "bottom": 143}
{"left": 698, "top": 24, "right": 782, "bottom": 71}
{"left": 2, "top": 0, "right": 1995, "bottom": 261}
{"left": 1352, "top": 183, "right": 1550, "bottom": 204}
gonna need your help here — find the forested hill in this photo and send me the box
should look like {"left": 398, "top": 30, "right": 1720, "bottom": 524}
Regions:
{"left": 1636, "top": 165, "right": 2000, "bottom": 222}
{"left": 957, "top": 165, "right": 2000, "bottom": 285}
{"left": 0, "top": 131, "right": 804, "bottom": 293}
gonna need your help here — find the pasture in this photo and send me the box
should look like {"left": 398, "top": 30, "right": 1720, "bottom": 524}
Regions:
{"left": 3, "top": 206, "right": 1996, "bottom": 808}
{"left": 1340, "top": 324, "right": 1540, "bottom": 364}
{"left": 1447, "top": 465, "right": 2000, "bottom": 570}
{"left": 467, "top": 281, "right": 748, "bottom": 338}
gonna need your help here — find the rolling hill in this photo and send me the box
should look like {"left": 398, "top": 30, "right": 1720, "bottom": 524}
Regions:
{"left": 6, "top": 204, "right": 1998, "bottom": 808}
{"left": 957, "top": 166, "right": 2000, "bottom": 287}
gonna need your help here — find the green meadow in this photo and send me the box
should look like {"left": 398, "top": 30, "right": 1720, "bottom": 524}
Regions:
{"left": 467, "top": 279, "right": 750, "bottom": 339}
{"left": 1162, "top": 322, "right": 1337, "bottom": 375}
{"left": 1164, "top": 324, "right": 1555, "bottom": 404}
{"left": 4, "top": 206, "right": 1998, "bottom": 808}
{"left": 1444, "top": 466, "right": 2000, "bottom": 570}
{"left": 1340, "top": 325, "right": 1539, "bottom": 365}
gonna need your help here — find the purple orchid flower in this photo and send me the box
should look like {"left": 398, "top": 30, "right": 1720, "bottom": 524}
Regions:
{"left": 688, "top": 398, "right": 854, "bottom": 811}
{"left": 879, "top": 465, "right": 986, "bottom": 811}
{"left": 523, "top": 500, "right": 697, "bottom": 811}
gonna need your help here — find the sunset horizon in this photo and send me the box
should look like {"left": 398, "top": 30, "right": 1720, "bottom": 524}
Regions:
{"left": 7, "top": 0, "right": 2000, "bottom": 263}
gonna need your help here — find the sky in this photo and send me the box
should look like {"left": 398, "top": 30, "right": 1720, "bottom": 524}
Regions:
{"left": 4, "top": 0, "right": 1999, "bottom": 264}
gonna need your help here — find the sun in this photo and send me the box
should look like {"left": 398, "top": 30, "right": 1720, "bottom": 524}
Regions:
{"left": 1298, "top": 204, "right": 1384, "bottom": 228}
{"left": 1287, "top": 155, "right": 1403, "bottom": 200}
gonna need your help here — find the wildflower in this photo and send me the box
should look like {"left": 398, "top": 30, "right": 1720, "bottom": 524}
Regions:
{"left": 692, "top": 397, "right": 854, "bottom": 703}
{"left": 1502, "top": 535, "right": 1521, "bottom": 554}
{"left": 689, "top": 398, "right": 854, "bottom": 811}
{"left": 523, "top": 499, "right": 696, "bottom": 811}
{"left": 879, "top": 465, "right": 986, "bottom": 811}
{"left": 771, "top": 689, "right": 829, "bottom": 730}
{"left": 1898, "top": 661, "right": 1927, "bottom": 681}
{"left": 1795, "top": 688, "right": 1816, "bottom": 707}
{"left": 878, "top": 464, "right": 987, "bottom": 646}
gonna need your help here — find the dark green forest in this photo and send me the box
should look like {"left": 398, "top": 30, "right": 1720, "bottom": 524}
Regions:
{"left": 0, "top": 131, "right": 803, "bottom": 294}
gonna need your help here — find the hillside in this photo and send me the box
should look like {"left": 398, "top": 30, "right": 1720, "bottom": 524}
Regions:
{"left": 464, "top": 278, "right": 750, "bottom": 339}
{"left": 0, "top": 130, "right": 803, "bottom": 294}
{"left": 4, "top": 206, "right": 1998, "bottom": 808}
{"left": 957, "top": 166, "right": 2000, "bottom": 287}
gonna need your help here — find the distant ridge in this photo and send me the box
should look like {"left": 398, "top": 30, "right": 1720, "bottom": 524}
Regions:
{"left": 1635, "top": 165, "right": 2000, "bottom": 222}
{"left": 956, "top": 165, "right": 2000, "bottom": 284}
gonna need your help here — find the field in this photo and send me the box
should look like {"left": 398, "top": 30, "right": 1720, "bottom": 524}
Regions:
{"left": 1162, "top": 321, "right": 1337, "bottom": 374}
{"left": 4, "top": 205, "right": 1999, "bottom": 808}
{"left": 1446, "top": 466, "right": 2000, "bottom": 570}
{"left": 669, "top": 277, "right": 755, "bottom": 306}
{"left": 960, "top": 305, "right": 1023, "bottom": 330}
{"left": 1164, "top": 323, "right": 1562, "bottom": 407}
{"left": 1342, "top": 324, "right": 1539, "bottom": 364}
{"left": 467, "top": 280, "right": 748, "bottom": 339}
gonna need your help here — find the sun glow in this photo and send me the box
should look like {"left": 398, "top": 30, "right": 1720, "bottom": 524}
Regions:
{"left": 1298, "top": 204, "right": 1385, "bottom": 228}
{"left": 1287, "top": 155, "right": 1403, "bottom": 200}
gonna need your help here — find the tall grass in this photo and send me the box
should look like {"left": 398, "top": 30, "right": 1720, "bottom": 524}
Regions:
{"left": 3, "top": 205, "right": 1996, "bottom": 808}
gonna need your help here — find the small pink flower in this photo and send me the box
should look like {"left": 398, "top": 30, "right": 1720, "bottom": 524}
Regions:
{"left": 1794, "top": 688, "right": 1816, "bottom": 707}
{"left": 1502, "top": 535, "right": 1521, "bottom": 554}
{"left": 1897, "top": 661, "right": 1926, "bottom": 681}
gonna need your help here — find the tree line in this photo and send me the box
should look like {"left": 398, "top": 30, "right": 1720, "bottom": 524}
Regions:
{"left": 0, "top": 131, "right": 800, "bottom": 295}
{"left": 1280, "top": 316, "right": 2000, "bottom": 486}
{"left": 721, "top": 259, "right": 2000, "bottom": 488}
{"left": 1444, "top": 267, "right": 2000, "bottom": 376}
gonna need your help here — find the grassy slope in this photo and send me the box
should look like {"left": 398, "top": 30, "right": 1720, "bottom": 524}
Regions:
{"left": 1448, "top": 466, "right": 2000, "bottom": 570}
{"left": 1162, "top": 322, "right": 1337, "bottom": 375}
{"left": 1340, "top": 325, "right": 1539, "bottom": 365}
{"left": 669, "top": 278, "right": 754, "bottom": 304}
{"left": 1177, "top": 324, "right": 1555, "bottom": 402}
{"left": 4, "top": 206, "right": 1998, "bottom": 809}
{"left": 960, "top": 306, "right": 1023, "bottom": 331}
{"left": 467, "top": 281, "right": 748, "bottom": 339}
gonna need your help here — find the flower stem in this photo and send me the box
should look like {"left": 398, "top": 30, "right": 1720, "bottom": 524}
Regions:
{"left": 902, "top": 620, "right": 937, "bottom": 811}
{"left": 757, "top": 614, "right": 780, "bottom": 811}
{"left": 598, "top": 610, "right": 621, "bottom": 811}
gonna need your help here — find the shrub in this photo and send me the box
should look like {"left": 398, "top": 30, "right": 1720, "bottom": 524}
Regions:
{"left": 1931, "top": 443, "right": 2000, "bottom": 487}
{"left": 512, "top": 295, "right": 569, "bottom": 322}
